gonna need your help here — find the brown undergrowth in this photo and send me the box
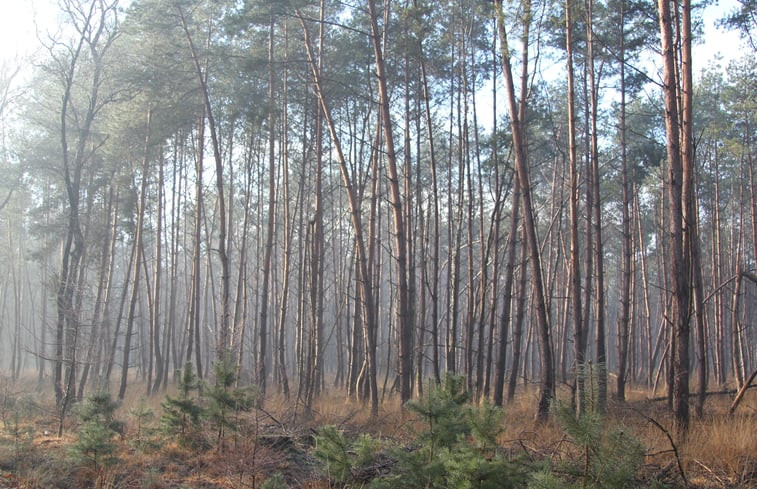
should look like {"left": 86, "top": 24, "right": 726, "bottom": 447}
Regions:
{"left": 0, "top": 375, "right": 755, "bottom": 488}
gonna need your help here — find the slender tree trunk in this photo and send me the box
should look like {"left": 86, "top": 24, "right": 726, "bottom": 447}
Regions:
{"left": 712, "top": 149, "right": 726, "bottom": 385}
{"left": 38, "top": 182, "right": 51, "bottom": 386}
{"left": 508, "top": 230, "right": 529, "bottom": 402}
{"left": 494, "top": 174, "right": 521, "bottom": 406}
{"left": 298, "top": 12, "right": 380, "bottom": 415}
{"left": 164, "top": 137, "right": 184, "bottom": 389}
{"left": 400, "top": 22, "right": 419, "bottom": 397}
{"left": 308, "top": 0, "right": 326, "bottom": 402}
{"left": 495, "top": 0, "right": 554, "bottom": 422}
{"left": 616, "top": 0, "right": 632, "bottom": 401}
{"left": 732, "top": 260, "right": 746, "bottom": 387}
{"left": 150, "top": 152, "right": 165, "bottom": 394}
{"left": 177, "top": 5, "right": 231, "bottom": 364}
{"left": 692, "top": 188, "right": 707, "bottom": 416}
{"left": 8, "top": 226, "right": 22, "bottom": 383}
{"left": 276, "top": 26, "right": 292, "bottom": 399}
{"left": 186, "top": 114, "right": 205, "bottom": 380}
{"left": 657, "top": 0, "right": 695, "bottom": 431}
{"left": 256, "top": 15, "right": 279, "bottom": 401}
{"left": 119, "top": 108, "right": 152, "bottom": 401}
{"left": 415, "top": 16, "right": 442, "bottom": 383}
{"left": 565, "top": 0, "right": 585, "bottom": 413}
{"left": 77, "top": 187, "right": 116, "bottom": 399}
{"left": 366, "top": 0, "right": 413, "bottom": 403}
{"left": 585, "top": 0, "right": 607, "bottom": 412}
{"left": 484, "top": 39, "right": 503, "bottom": 398}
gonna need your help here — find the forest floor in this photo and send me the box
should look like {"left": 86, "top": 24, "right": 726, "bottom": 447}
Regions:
{"left": 0, "top": 375, "right": 755, "bottom": 488}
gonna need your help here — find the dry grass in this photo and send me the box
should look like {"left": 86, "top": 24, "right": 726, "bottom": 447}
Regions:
{"left": 685, "top": 414, "right": 757, "bottom": 485}
{"left": 0, "top": 373, "right": 755, "bottom": 488}
{"left": 602, "top": 388, "right": 757, "bottom": 488}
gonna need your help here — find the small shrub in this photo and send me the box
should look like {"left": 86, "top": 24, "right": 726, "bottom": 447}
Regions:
{"left": 542, "top": 363, "right": 647, "bottom": 489}
{"left": 406, "top": 373, "right": 470, "bottom": 450}
{"left": 262, "top": 472, "right": 289, "bottom": 489}
{"left": 129, "top": 399, "right": 161, "bottom": 453}
{"left": 2, "top": 409, "right": 34, "bottom": 468}
{"left": 313, "top": 425, "right": 384, "bottom": 484}
{"left": 314, "top": 375, "right": 526, "bottom": 489}
{"left": 71, "top": 392, "right": 124, "bottom": 469}
{"left": 527, "top": 465, "right": 569, "bottom": 489}
{"left": 204, "top": 357, "right": 255, "bottom": 447}
{"left": 383, "top": 375, "right": 525, "bottom": 489}
{"left": 160, "top": 363, "right": 203, "bottom": 447}
{"left": 160, "top": 360, "right": 256, "bottom": 450}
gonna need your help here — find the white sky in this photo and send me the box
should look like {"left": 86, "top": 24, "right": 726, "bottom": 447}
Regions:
{"left": 693, "top": 0, "right": 745, "bottom": 66}
{"left": 0, "top": 0, "right": 54, "bottom": 63}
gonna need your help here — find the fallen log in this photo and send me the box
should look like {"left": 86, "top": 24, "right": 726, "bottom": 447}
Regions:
{"left": 729, "top": 367, "right": 757, "bottom": 415}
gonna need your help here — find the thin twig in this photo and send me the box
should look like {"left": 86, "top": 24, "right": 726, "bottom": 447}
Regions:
{"left": 693, "top": 459, "right": 726, "bottom": 486}
{"left": 630, "top": 407, "right": 689, "bottom": 488}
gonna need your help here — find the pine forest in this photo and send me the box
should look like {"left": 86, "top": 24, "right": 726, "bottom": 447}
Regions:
{"left": 0, "top": 0, "right": 755, "bottom": 487}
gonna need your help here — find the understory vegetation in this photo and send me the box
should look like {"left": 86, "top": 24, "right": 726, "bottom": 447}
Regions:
{"left": 0, "top": 373, "right": 754, "bottom": 488}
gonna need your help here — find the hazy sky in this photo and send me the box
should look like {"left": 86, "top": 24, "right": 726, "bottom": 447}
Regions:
{"left": 0, "top": 0, "right": 52, "bottom": 62}
{"left": 0, "top": 0, "right": 747, "bottom": 76}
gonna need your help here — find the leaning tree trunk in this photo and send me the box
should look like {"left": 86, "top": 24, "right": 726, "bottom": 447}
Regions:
{"left": 495, "top": 0, "right": 554, "bottom": 422}
{"left": 298, "top": 12, "right": 380, "bottom": 416}
{"left": 178, "top": 5, "right": 231, "bottom": 365}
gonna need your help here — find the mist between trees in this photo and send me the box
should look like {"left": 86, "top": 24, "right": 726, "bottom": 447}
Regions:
{"left": 0, "top": 0, "right": 754, "bottom": 431}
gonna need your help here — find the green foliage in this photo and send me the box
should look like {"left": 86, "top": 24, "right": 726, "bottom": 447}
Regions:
{"left": 160, "top": 360, "right": 256, "bottom": 449}
{"left": 406, "top": 373, "right": 470, "bottom": 449}
{"left": 128, "top": 399, "right": 161, "bottom": 453}
{"left": 468, "top": 399, "right": 505, "bottom": 452}
{"left": 128, "top": 399, "right": 154, "bottom": 437}
{"left": 392, "top": 375, "right": 524, "bottom": 488}
{"left": 557, "top": 402, "right": 603, "bottom": 450}
{"left": 262, "top": 472, "right": 289, "bottom": 489}
{"left": 71, "top": 392, "right": 124, "bottom": 469}
{"left": 527, "top": 465, "right": 573, "bottom": 489}
{"left": 544, "top": 398, "right": 646, "bottom": 489}
{"left": 313, "top": 425, "right": 384, "bottom": 484}
{"left": 160, "top": 363, "right": 203, "bottom": 447}
{"left": 541, "top": 362, "right": 646, "bottom": 488}
{"left": 178, "top": 361, "right": 201, "bottom": 398}
{"left": 313, "top": 425, "right": 357, "bottom": 483}
{"left": 204, "top": 357, "right": 256, "bottom": 446}
{"left": 437, "top": 441, "right": 524, "bottom": 489}
{"left": 0, "top": 408, "right": 35, "bottom": 477}
{"left": 718, "top": 0, "right": 757, "bottom": 45}
{"left": 593, "top": 427, "right": 646, "bottom": 487}
{"left": 315, "top": 375, "right": 526, "bottom": 489}
{"left": 312, "top": 374, "right": 654, "bottom": 488}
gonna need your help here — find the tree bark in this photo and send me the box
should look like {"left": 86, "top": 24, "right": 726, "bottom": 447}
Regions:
{"left": 119, "top": 107, "right": 152, "bottom": 401}
{"left": 657, "top": 0, "right": 695, "bottom": 431}
{"left": 177, "top": 4, "right": 231, "bottom": 364}
{"left": 150, "top": 151, "right": 165, "bottom": 394}
{"left": 494, "top": 174, "right": 521, "bottom": 406}
{"left": 297, "top": 12, "right": 380, "bottom": 416}
{"left": 495, "top": 0, "right": 554, "bottom": 422}
{"left": 366, "top": 0, "right": 414, "bottom": 404}
{"left": 565, "top": 0, "right": 585, "bottom": 413}
{"left": 616, "top": 0, "right": 632, "bottom": 402}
